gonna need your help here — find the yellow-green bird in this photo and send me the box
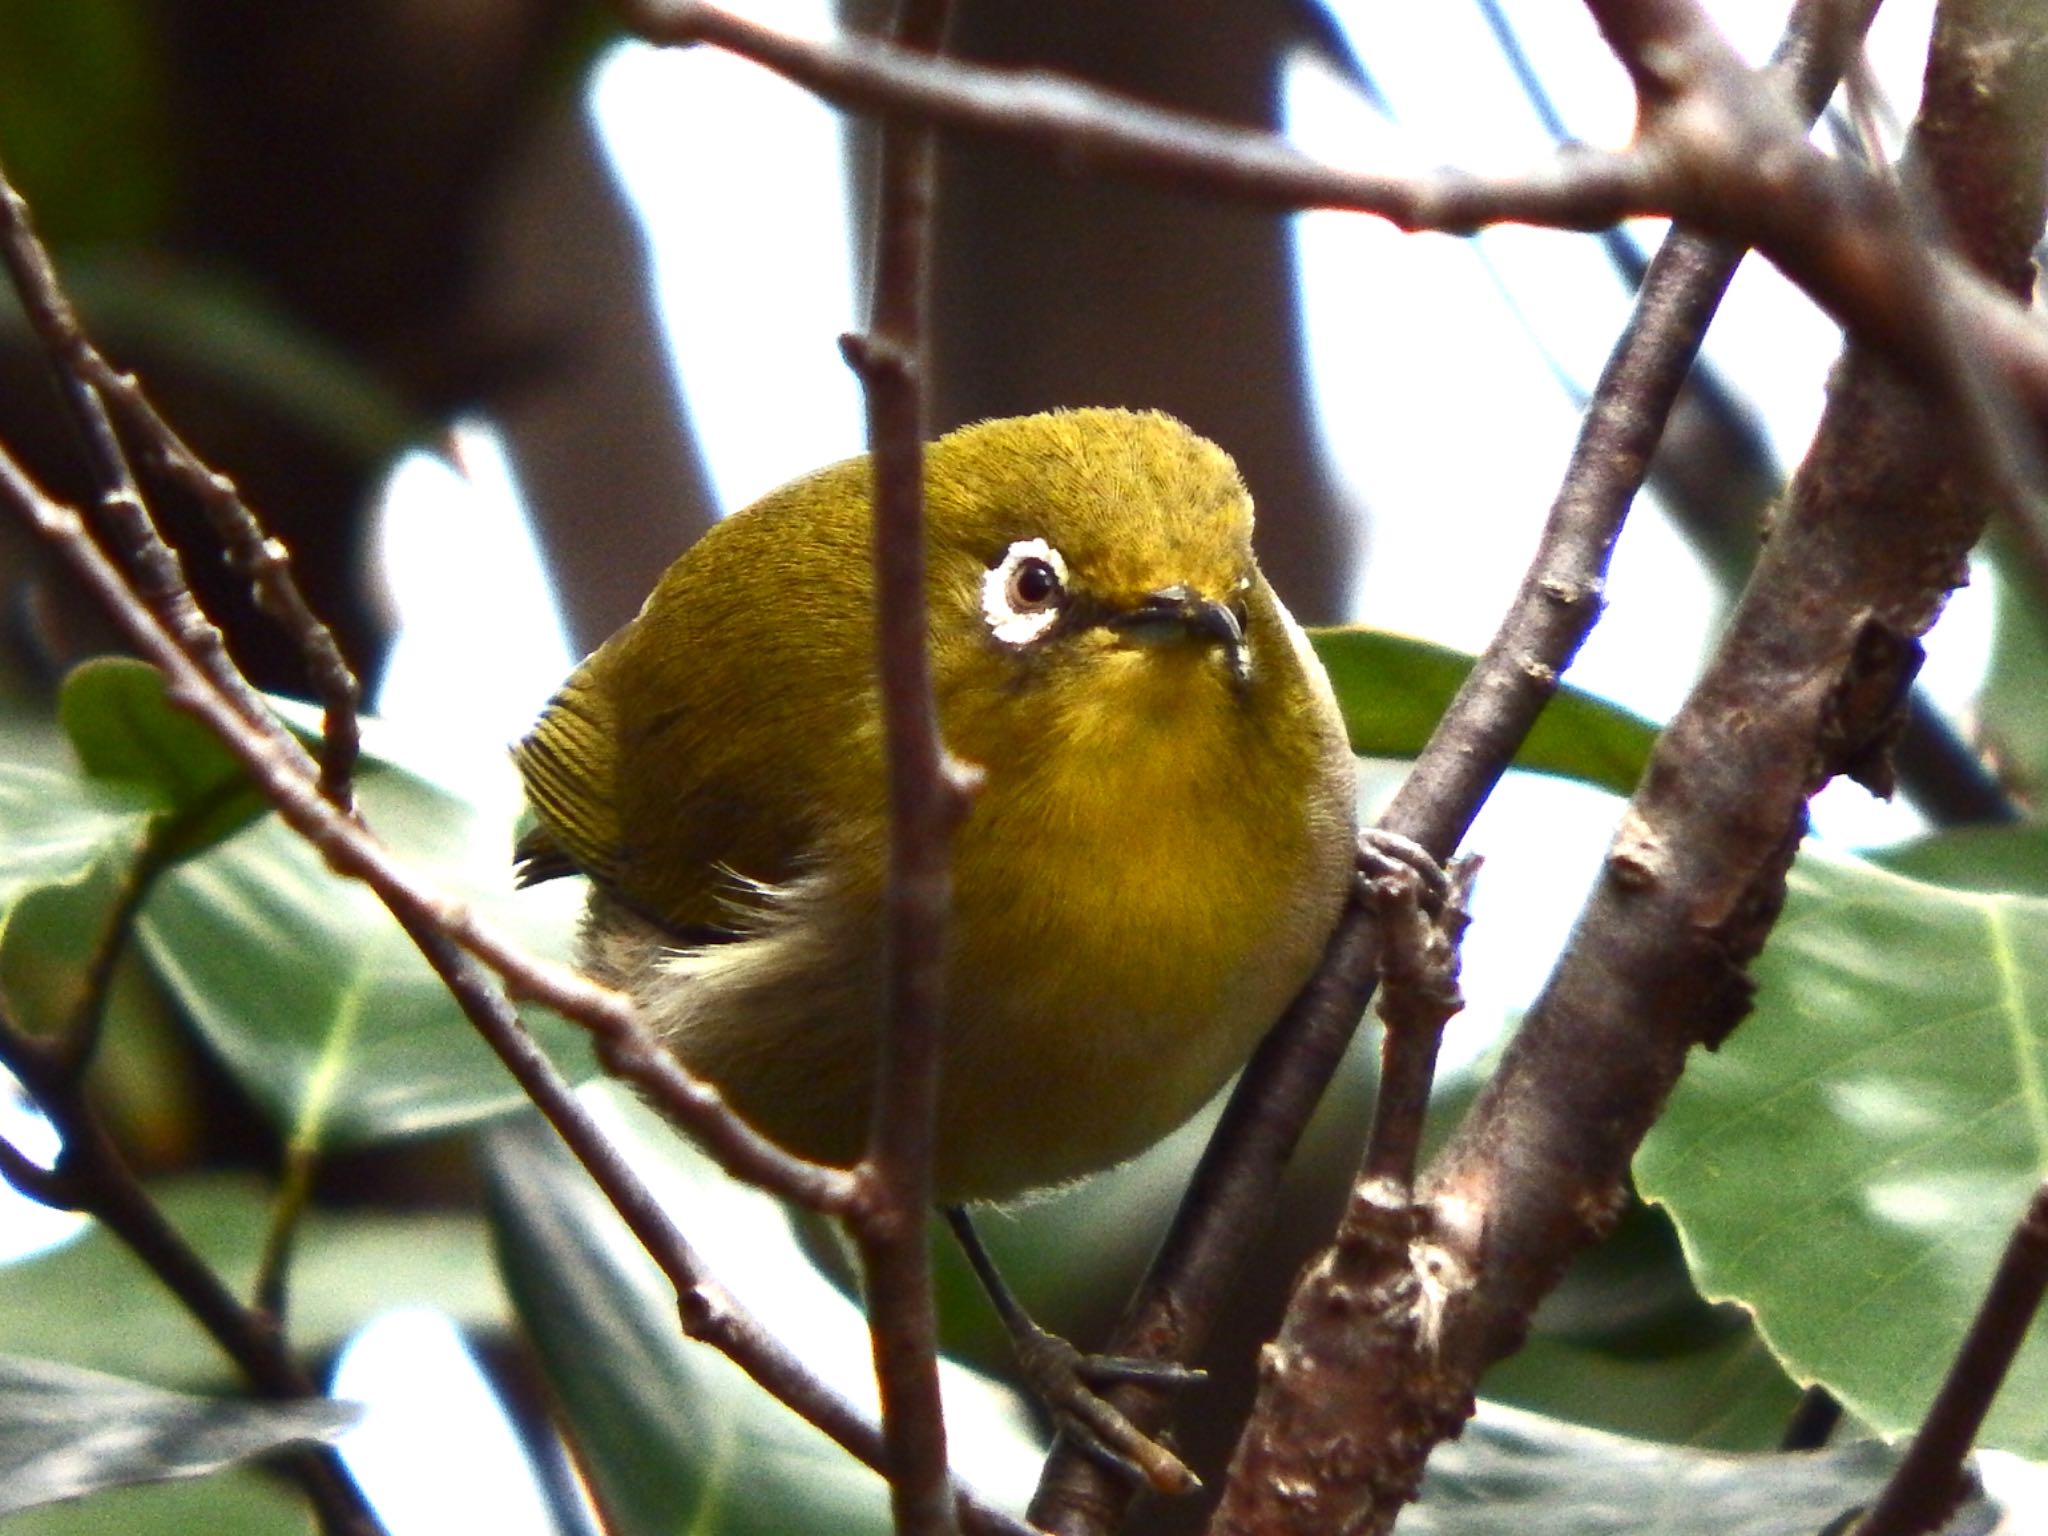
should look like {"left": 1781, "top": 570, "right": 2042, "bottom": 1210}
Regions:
{"left": 514, "top": 406, "right": 1356, "bottom": 1200}
{"left": 512, "top": 407, "right": 1357, "bottom": 1481}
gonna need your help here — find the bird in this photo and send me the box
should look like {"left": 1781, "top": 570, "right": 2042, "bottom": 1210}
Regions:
{"left": 512, "top": 406, "right": 1359, "bottom": 1483}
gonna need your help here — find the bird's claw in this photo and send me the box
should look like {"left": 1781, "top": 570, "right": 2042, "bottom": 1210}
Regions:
{"left": 1010, "top": 1322, "right": 1203, "bottom": 1496}
{"left": 1356, "top": 828, "right": 1450, "bottom": 911}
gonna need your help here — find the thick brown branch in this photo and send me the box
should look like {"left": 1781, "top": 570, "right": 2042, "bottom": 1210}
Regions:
{"left": 1028, "top": 3, "right": 1882, "bottom": 1527}
{"left": 1209, "top": 2, "right": 2048, "bottom": 1532}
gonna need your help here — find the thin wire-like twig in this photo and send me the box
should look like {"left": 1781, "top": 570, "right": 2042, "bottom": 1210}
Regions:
{"left": 0, "top": 165, "right": 318, "bottom": 795}
{"left": 839, "top": 4, "right": 969, "bottom": 1533}
{"left": 0, "top": 156, "right": 362, "bottom": 808}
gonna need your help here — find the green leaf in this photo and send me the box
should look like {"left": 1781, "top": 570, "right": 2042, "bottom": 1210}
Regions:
{"left": 485, "top": 1089, "right": 1040, "bottom": 1528}
{"left": 1978, "top": 548, "right": 2048, "bottom": 805}
{"left": 484, "top": 1107, "right": 900, "bottom": 1536}
{"left": 58, "top": 657, "right": 272, "bottom": 856}
{"left": 1406, "top": 1400, "right": 2009, "bottom": 1535}
{"left": 1637, "top": 842, "right": 2048, "bottom": 1457}
{"left": 0, "top": 765, "right": 155, "bottom": 948}
{"left": 1482, "top": 1328, "right": 1801, "bottom": 1454}
{"left": 0, "top": 1354, "right": 357, "bottom": 1516}
{"left": 0, "top": 1175, "right": 506, "bottom": 1391}
{"left": 137, "top": 747, "right": 593, "bottom": 1150}
{"left": 0, "top": 1466, "right": 314, "bottom": 1536}
{"left": 1872, "top": 821, "right": 2048, "bottom": 897}
{"left": 1306, "top": 628, "right": 1658, "bottom": 795}
{"left": 1480, "top": 1200, "right": 1801, "bottom": 1450}
{"left": 0, "top": 764, "right": 158, "bottom": 1034}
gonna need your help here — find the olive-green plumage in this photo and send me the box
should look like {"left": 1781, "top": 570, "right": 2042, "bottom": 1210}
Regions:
{"left": 514, "top": 408, "right": 1357, "bottom": 1202}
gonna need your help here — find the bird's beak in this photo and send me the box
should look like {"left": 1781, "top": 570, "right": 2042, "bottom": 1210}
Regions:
{"left": 1107, "top": 586, "right": 1250, "bottom": 683}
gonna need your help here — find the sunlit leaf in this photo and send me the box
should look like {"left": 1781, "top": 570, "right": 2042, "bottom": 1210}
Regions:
{"left": 1306, "top": 628, "right": 1657, "bottom": 795}
{"left": 1637, "top": 842, "right": 2048, "bottom": 1456}
{"left": 1405, "top": 1400, "right": 2008, "bottom": 1534}
{"left": 0, "top": 765, "right": 157, "bottom": 1035}
{"left": 0, "top": 1175, "right": 505, "bottom": 1390}
{"left": 0, "top": 1355, "right": 355, "bottom": 1516}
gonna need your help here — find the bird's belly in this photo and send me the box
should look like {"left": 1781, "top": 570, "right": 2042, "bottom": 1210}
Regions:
{"left": 931, "top": 786, "right": 1328, "bottom": 1198}
{"left": 601, "top": 730, "right": 1346, "bottom": 1202}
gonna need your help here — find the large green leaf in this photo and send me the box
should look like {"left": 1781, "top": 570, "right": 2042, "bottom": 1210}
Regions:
{"left": 0, "top": 1354, "right": 356, "bottom": 1516}
{"left": 1481, "top": 1329, "right": 1801, "bottom": 1455}
{"left": 1405, "top": 1400, "right": 2011, "bottom": 1534}
{"left": 136, "top": 743, "right": 591, "bottom": 1151}
{"left": 0, "top": 1175, "right": 505, "bottom": 1390}
{"left": 483, "top": 1108, "right": 900, "bottom": 1536}
{"left": 1306, "top": 628, "right": 1658, "bottom": 796}
{"left": 1637, "top": 842, "right": 2048, "bottom": 1456}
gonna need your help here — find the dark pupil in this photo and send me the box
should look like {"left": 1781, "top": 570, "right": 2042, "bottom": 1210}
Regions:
{"left": 1011, "top": 557, "right": 1058, "bottom": 607}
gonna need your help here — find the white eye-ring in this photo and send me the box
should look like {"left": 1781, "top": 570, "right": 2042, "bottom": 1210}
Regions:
{"left": 982, "top": 538, "right": 1068, "bottom": 647}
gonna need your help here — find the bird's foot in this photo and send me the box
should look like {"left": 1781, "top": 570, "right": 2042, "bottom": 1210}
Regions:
{"left": 1355, "top": 828, "right": 1451, "bottom": 912}
{"left": 1005, "top": 1315, "right": 1204, "bottom": 1496}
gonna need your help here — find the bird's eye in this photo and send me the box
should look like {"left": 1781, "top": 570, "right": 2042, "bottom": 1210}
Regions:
{"left": 1008, "top": 556, "right": 1061, "bottom": 610}
{"left": 983, "top": 538, "right": 1069, "bottom": 647}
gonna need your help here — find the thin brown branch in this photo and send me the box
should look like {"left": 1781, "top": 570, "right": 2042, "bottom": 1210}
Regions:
{"left": 0, "top": 440, "right": 1029, "bottom": 1536}
{"left": 0, "top": 447, "right": 853, "bottom": 1210}
{"left": 622, "top": 0, "right": 1656, "bottom": 231}
{"left": 616, "top": 1, "right": 2048, "bottom": 530}
{"left": 1026, "top": 4, "right": 1882, "bottom": 1527}
{"left": 9, "top": 414, "right": 850, "bottom": 1211}
{"left": 0, "top": 163, "right": 318, "bottom": 798}
{"left": 840, "top": 3, "right": 969, "bottom": 1533}
{"left": 82, "top": 354, "right": 366, "bottom": 806}
{"left": 0, "top": 154, "right": 362, "bottom": 807}
{"left": 0, "top": 1013, "right": 382, "bottom": 1536}
{"left": 1207, "top": 1, "right": 2048, "bottom": 1531}
{"left": 1855, "top": 1179, "right": 2048, "bottom": 1536}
